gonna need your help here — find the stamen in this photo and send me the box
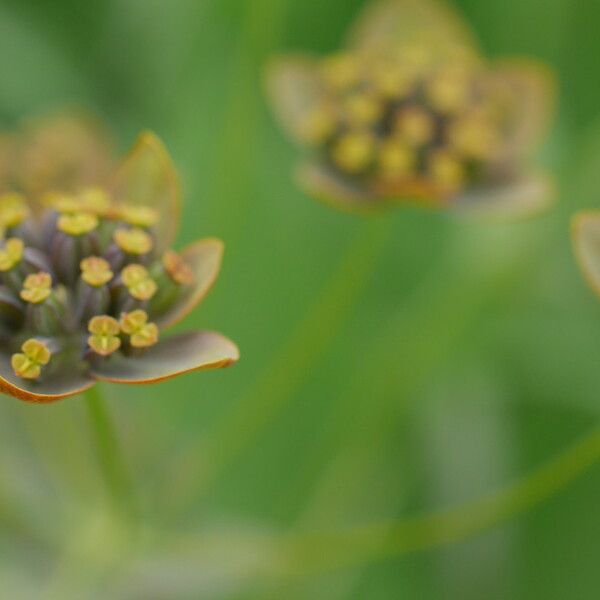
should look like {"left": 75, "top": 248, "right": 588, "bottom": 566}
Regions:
{"left": 163, "top": 250, "right": 194, "bottom": 285}
{"left": 121, "top": 264, "right": 157, "bottom": 300}
{"left": 20, "top": 272, "right": 52, "bottom": 304}
{"left": 57, "top": 212, "right": 99, "bottom": 236}
{"left": 113, "top": 227, "right": 153, "bottom": 255}
{"left": 11, "top": 339, "right": 51, "bottom": 380}
{"left": 88, "top": 315, "right": 121, "bottom": 356}
{"left": 80, "top": 256, "right": 113, "bottom": 287}
{"left": 0, "top": 238, "right": 24, "bottom": 272}
{"left": 119, "top": 309, "right": 159, "bottom": 348}
{"left": 0, "top": 193, "right": 30, "bottom": 228}
{"left": 116, "top": 205, "right": 159, "bottom": 228}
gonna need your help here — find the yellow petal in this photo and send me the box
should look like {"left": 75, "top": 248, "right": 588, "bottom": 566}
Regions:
{"left": 111, "top": 131, "right": 180, "bottom": 249}
{"left": 90, "top": 331, "right": 239, "bottom": 384}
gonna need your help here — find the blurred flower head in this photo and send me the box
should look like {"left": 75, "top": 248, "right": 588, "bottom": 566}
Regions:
{"left": 267, "top": 0, "right": 556, "bottom": 218}
{"left": 0, "top": 124, "right": 239, "bottom": 403}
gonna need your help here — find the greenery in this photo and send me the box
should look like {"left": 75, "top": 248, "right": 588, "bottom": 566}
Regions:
{"left": 1, "top": 0, "right": 600, "bottom": 598}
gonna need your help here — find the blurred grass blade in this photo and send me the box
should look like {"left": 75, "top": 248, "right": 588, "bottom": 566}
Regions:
{"left": 163, "top": 217, "right": 393, "bottom": 513}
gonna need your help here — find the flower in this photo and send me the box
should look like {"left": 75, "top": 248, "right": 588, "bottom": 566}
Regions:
{"left": 0, "top": 131, "right": 239, "bottom": 403}
{"left": 266, "top": 0, "right": 556, "bottom": 218}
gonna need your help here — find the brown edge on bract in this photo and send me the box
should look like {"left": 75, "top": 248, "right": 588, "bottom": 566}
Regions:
{"left": 297, "top": 161, "right": 445, "bottom": 217}
{"left": 158, "top": 237, "right": 225, "bottom": 330}
{"left": 571, "top": 210, "right": 600, "bottom": 300}
{"left": 0, "top": 376, "right": 95, "bottom": 404}
{"left": 112, "top": 130, "right": 182, "bottom": 249}
{"left": 451, "top": 170, "right": 556, "bottom": 224}
{"left": 90, "top": 334, "right": 240, "bottom": 385}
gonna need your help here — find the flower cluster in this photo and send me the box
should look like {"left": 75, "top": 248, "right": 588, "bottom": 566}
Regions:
{"left": 0, "top": 131, "right": 238, "bottom": 403}
{"left": 267, "top": 0, "right": 555, "bottom": 217}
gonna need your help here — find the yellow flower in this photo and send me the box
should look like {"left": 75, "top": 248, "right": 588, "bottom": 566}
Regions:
{"left": 0, "top": 131, "right": 238, "bottom": 403}
{"left": 114, "top": 227, "right": 153, "bottom": 255}
{"left": 121, "top": 264, "right": 158, "bottom": 301}
{"left": 57, "top": 212, "right": 99, "bottom": 236}
{"left": 88, "top": 315, "right": 122, "bottom": 357}
{"left": 0, "top": 238, "right": 24, "bottom": 272}
{"left": 11, "top": 339, "right": 51, "bottom": 380}
{"left": 20, "top": 272, "right": 52, "bottom": 304}
{"left": 80, "top": 256, "right": 114, "bottom": 287}
{"left": 266, "top": 0, "right": 555, "bottom": 218}
{"left": 119, "top": 310, "right": 159, "bottom": 348}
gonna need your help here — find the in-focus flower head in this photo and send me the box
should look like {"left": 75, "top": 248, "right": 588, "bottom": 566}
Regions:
{"left": 0, "top": 131, "right": 239, "bottom": 403}
{"left": 267, "top": 0, "right": 556, "bottom": 219}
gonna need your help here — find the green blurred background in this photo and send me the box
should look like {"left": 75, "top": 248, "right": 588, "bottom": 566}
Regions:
{"left": 1, "top": 0, "right": 600, "bottom": 598}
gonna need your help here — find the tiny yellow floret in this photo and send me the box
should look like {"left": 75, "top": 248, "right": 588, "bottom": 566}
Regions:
{"left": 163, "top": 249, "right": 194, "bottom": 285}
{"left": 88, "top": 315, "right": 121, "bottom": 356}
{"left": 120, "top": 309, "right": 159, "bottom": 348}
{"left": 80, "top": 256, "right": 113, "bottom": 287}
{"left": 0, "top": 238, "right": 24, "bottom": 272}
{"left": 0, "top": 193, "right": 30, "bottom": 228}
{"left": 114, "top": 227, "right": 153, "bottom": 255}
{"left": 116, "top": 204, "right": 159, "bottom": 228}
{"left": 331, "top": 132, "right": 375, "bottom": 173}
{"left": 57, "top": 212, "right": 99, "bottom": 236}
{"left": 121, "top": 264, "right": 158, "bottom": 300}
{"left": 11, "top": 339, "right": 51, "bottom": 380}
{"left": 20, "top": 272, "right": 52, "bottom": 304}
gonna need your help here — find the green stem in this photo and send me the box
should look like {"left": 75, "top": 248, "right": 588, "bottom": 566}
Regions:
{"left": 84, "top": 385, "right": 136, "bottom": 525}
{"left": 278, "top": 423, "right": 600, "bottom": 578}
{"left": 166, "top": 217, "right": 393, "bottom": 513}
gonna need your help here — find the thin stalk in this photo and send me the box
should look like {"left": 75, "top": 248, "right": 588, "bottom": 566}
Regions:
{"left": 84, "top": 385, "right": 136, "bottom": 527}
{"left": 275, "top": 423, "right": 600, "bottom": 579}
